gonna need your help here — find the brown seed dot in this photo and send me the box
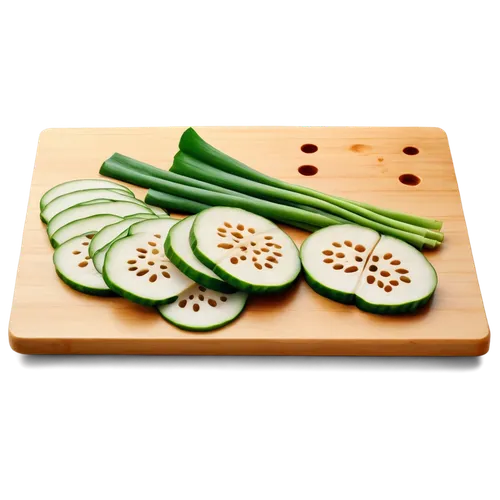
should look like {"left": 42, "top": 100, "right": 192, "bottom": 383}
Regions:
{"left": 179, "top": 300, "right": 187, "bottom": 308}
{"left": 323, "top": 250, "right": 333, "bottom": 256}
{"left": 367, "top": 275, "right": 376, "bottom": 284}
{"left": 85, "top": 256, "right": 91, "bottom": 260}
{"left": 127, "top": 259, "right": 136, "bottom": 264}
{"left": 240, "top": 246, "right": 247, "bottom": 251}
{"left": 148, "top": 241, "right": 156, "bottom": 247}
{"left": 160, "top": 265, "right": 167, "bottom": 269}
{"left": 372, "top": 255, "right": 379, "bottom": 262}
{"left": 384, "top": 253, "right": 393, "bottom": 260}
{"left": 323, "top": 258, "right": 334, "bottom": 264}
{"left": 193, "top": 303, "right": 200, "bottom": 312}
{"left": 333, "top": 264, "right": 344, "bottom": 270}
{"left": 344, "top": 266, "right": 358, "bottom": 273}
{"left": 240, "top": 255, "right": 247, "bottom": 261}
{"left": 265, "top": 263, "right": 273, "bottom": 269}
{"left": 82, "top": 242, "right": 89, "bottom": 246}
{"left": 232, "top": 239, "right": 239, "bottom": 243}
{"left": 251, "top": 242, "right": 256, "bottom": 246}
{"left": 252, "top": 257, "right": 257, "bottom": 262}
{"left": 237, "top": 224, "right": 244, "bottom": 231}
{"left": 396, "top": 268, "right": 409, "bottom": 274}
{"left": 390, "top": 260, "right": 401, "bottom": 266}
{"left": 154, "top": 234, "right": 161, "bottom": 239}
{"left": 355, "top": 256, "right": 363, "bottom": 262}
{"left": 274, "top": 244, "right": 282, "bottom": 249}
{"left": 72, "top": 250, "right": 81, "bottom": 255}
{"left": 248, "top": 228, "right": 255, "bottom": 234}
{"left": 220, "top": 296, "right": 227, "bottom": 302}
{"left": 266, "top": 256, "right": 277, "bottom": 263}
{"left": 231, "top": 231, "right": 243, "bottom": 239}
{"left": 380, "top": 270, "right": 390, "bottom": 277}
{"left": 333, "top": 242, "right": 341, "bottom": 248}
{"left": 138, "top": 255, "right": 145, "bottom": 259}
{"left": 254, "top": 250, "right": 261, "bottom": 255}
{"left": 128, "top": 266, "right": 138, "bottom": 271}
{"left": 336, "top": 252, "right": 345, "bottom": 258}
{"left": 217, "top": 243, "right": 234, "bottom": 249}
{"left": 137, "top": 269, "right": 149, "bottom": 276}
{"left": 217, "top": 233, "right": 226, "bottom": 238}
{"left": 355, "top": 244, "right": 366, "bottom": 253}
{"left": 149, "top": 274, "right": 158, "bottom": 283}
{"left": 369, "top": 265, "right": 378, "bottom": 272}
{"left": 208, "top": 299, "right": 217, "bottom": 307}
{"left": 400, "top": 276, "right": 411, "bottom": 283}
{"left": 390, "top": 280, "right": 399, "bottom": 286}
{"left": 254, "top": 263, "right": 262, "bottom": 270}
{"left": 152, "top": 249, "right": 159, "bottom": 255}
{"left": 344, "top": 240, "right": 352, "bottom": 247}
{"left": 273, "top": 252, "right": 282, "bottom": 257}
{"left": 377, "top": 280, "right": 384, "bottom": 288}
{"left": 265, "top": 236, "right": 273, "bottom": 240}
{"left": 230, "top": 257, "right": 238, "bottom": 264}
{"left": 198, "top": 294, "right": 204, "bottom": 301}
{"left": 384, "top": 285, "right": 392, "bottom": 293}
{"left": 189, "top": 295, "right": 194, "bottom": 300}
{"left": 224, "top": 222, "right": 232, "bottom": 228}
{"left": 137, "top": 248, "right": 147, "bottom": 253}
{"left": 199, "top": 286, "right": 206, "bottom": 292}
{"left": 261, "top": 248, "right": 269, "bottom": 253}
{"left": 86, "top": 234, "right": 94, "bottom": 240}
{"left": 218, "top": 227, "right": 227, "bottom": 233}
{"left": 148, "top": 261, "right": 155, "bottom": 266}
{"left": 162, "top": 271, "right": 170, "bottom": 278}
{"left": 78, "top": 261, "right": 88, "bottom": 268}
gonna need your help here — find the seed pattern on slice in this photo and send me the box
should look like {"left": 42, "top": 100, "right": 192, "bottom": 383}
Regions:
{"left": 363, "top": 252, "right": 412, "bottom": 293}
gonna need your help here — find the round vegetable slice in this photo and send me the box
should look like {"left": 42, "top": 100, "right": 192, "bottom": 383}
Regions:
{"left": 158, "top": 284, "right": 248, "bottom": 331}
{"left": 190, "top": 207, "right": 301, "bottom": 293}
{"left": 51, "top": 214, "right": 123, "bottom": 248}
{"left": 53, "top": 233, "right": 113, "bottom": 296}
{"left": 128, "top": 217, "right": 179, "bottom": 238}
{"left": 47, "top": 201, "right": 153, "bottom": 238}
{"left": 40, "top": 179, "right": 133, "bottom": 211}
{"left": 88, "top": 217, "right": 147, "bottom": 257}
{"left": 355, "top": 235, "right": 437, "bottom": 314}
{"left": 300, "top": 225, "right": 380, "bottom": 304}
{"left": 41, "top": 188, "right": 143, "bottom": 223}
{"left": 103, "top": 233, "right": 193, "bottom": 306}
{"left": 165, "top": 215, "right": 235, "bottom": 293}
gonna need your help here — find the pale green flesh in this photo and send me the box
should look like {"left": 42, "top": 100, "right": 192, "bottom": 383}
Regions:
{"left": 158, "top": 284, "right": 248, "bottom": 331}
{"left": 124, "top": 213, "right": 159, "bottom": 220}
{"left": 128, "top": 217, "right": 179, "bottom": 238}
{"left": 47, "top": 201, "right": 153, "bottom": 238}
{"left": 40, "top": 179, "right": 133, "bottom": 210}
{"left": 41, "top": 188, "right": 142, "bottom": 223}
{"left": 89, "top": 217, "right": 147, "bottom": 257}
{"left": 51, "top": 215, "right": 123, "bottom": 248}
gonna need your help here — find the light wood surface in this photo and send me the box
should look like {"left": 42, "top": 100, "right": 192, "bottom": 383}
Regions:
{"left": 9, "top": 127, "right": 489, "bottom": 355}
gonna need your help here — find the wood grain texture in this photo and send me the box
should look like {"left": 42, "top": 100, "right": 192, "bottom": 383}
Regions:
{"left": 8, "top": 127, "right": 490, "bottom": 355}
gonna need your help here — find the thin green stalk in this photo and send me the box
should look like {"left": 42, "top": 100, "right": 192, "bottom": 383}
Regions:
{"left": 179, "top": 127, "right": 443, "bottom": 231}
{"left": 100, "top": 157, "right": 429, "bottom": 249}
{"left": 145, "top": 190, "right": 320, "bottom": 233}
{"left": 171, "top": 152, "right": 443, "bottom": 242}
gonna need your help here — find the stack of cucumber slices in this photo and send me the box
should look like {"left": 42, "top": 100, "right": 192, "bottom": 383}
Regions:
{"left": 41, "top": 179, "right": 438, "bottom": 331}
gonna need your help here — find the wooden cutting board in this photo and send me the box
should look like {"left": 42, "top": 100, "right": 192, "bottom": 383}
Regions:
{"left": 9, "top": 127, "right": 490, "bottom": 355}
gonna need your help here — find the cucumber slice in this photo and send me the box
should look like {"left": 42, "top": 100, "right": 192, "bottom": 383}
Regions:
{"left": 300, "top": 225, "right": 380, "bottom": 304}
{"left": 88, "top": 217, "right": 148, "bottom": 257}
{"left": 300, "top": 226, "right": 437, "bottom": 314}
{"left": 158, "top": 284, "right": 248, "bottom": 331}
{"left": 165, "top": 216, "right": 235, "bottom": 293}
{"left": 190, "top": 207, "right": 301, "bottom": 294}
{"left": 145, "top": 204, "right": 168, "bottom": 216}
{"left": 51, "top": 214, "right": 123, "bottom": 248}
{"left": 40, "top": 179, "right": 133, "bottom": 210}
{"left": 41, "top": 188, "right": 142, "bottom": 223}
{"left": 47, "top": 201, "right": 153, "bottom": 238}
{"left": 124, "top": 213, "right": 159, "bottom": 220}
{"left": 103, "top": 233, "right": 194, "bottom": 306}
{"left": 355, "top": 235, "right": 437, "bottom": 314}
{"left": 53, "top": 233, "right": 113, "bottom": 296}
{"left": 128, "top": 217, "right": 179, "bottom": 237}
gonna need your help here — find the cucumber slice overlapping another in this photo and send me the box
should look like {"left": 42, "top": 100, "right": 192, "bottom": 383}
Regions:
{"left": 40, "top": 179, "right": 134, "bottom": 211}
{"left": 53, "top": 233, "right": 113, "bottom": 296}
{"left": 301, "top": 225, "right": 437, "bottom": 314}
{"left": 158, "top": 284, "right": 247, "bottom": 332}
{"left": 165, "top": 215, "right": 236, "bottom": 293}
{"left": 190, "top": 207, "right": 301, "bottom": 294}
